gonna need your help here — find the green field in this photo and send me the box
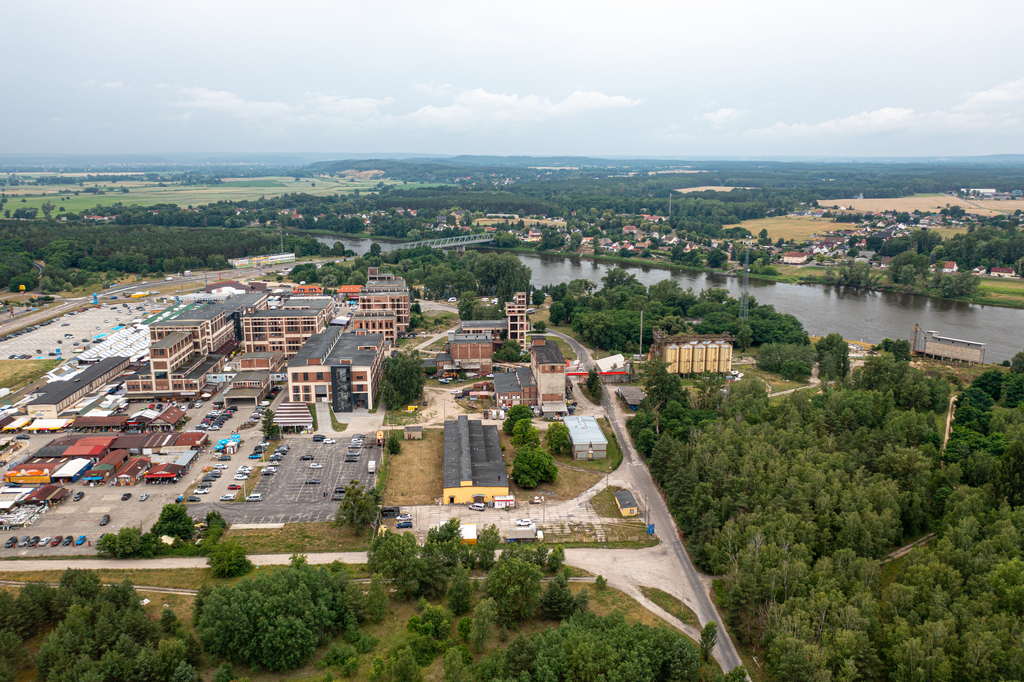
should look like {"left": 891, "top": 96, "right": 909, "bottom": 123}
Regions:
{"left": 1, "top": 175, "right": 443, "bottom": 214}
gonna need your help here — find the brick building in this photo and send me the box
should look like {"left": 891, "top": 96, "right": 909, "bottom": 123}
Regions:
{"left": 287, "top": 328, "right": 387, "bottom": 411}
{"left": 242, "top": 298, "right": 334, "bottom": 358}
{"left": 358, "top": 267, "right": 410, "bottom": 337}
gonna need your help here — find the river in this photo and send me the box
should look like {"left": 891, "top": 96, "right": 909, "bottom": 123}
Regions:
{"left": 315, "top": 235, "right": 1023, "bottom": 363}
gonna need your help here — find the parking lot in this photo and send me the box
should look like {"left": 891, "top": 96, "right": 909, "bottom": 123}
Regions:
{"left": 0, "top": 301, "right": 157, "bottom": 360}
{"left": 189, "top": 433, "right": 380, "bottom": 524}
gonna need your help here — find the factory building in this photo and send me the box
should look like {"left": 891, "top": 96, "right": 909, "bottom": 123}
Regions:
{"left": 651, "top": 329, "right": 733, "bottom": 376}
{"left": 912, "top": 324, "right": 985, "bottom": 364}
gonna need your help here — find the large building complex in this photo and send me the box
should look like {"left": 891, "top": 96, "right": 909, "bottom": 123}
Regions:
{"left": 442, "top": 415, "right": 508, "bottom": 505}
{"left": 359, "top": 267, "right": 410, "bottom": 336}
{"left": 228, "top": 252, "right": 295, "bottom": 269}
{"left": 286, "top": 327, "right": 387, "bottom": 411}
{"left": 912, "top": 324, "right": 986, "bottom": 364}
{"left": 651, "top": 329, "right": 733, "bottom": 375}
{"left": 28, "top": 357, "right": 131, "bottom": 419}
{"left": 242, "top": 298, "right": 334, "bottom": 357}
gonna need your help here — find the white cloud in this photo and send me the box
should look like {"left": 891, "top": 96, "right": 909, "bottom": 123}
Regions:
{"left": 408, "top": 89, "right": 639, "bottom": 126}
{"left": 744, "top": 107, "right": 919, "bottom": 138}
{"left": 959, "top": 77, "right": 1024, "bottom": 110}
{"left": 101, "top": 81, "right": 124, "bottom": 89}
{"left": 698, "top": 108, "right": 745, "bottom": 126}
{"left": 173, "top": 87, "right": 393, "bottom": 127}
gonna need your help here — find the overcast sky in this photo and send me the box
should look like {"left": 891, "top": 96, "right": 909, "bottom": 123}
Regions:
{"left": 5, "top": 0, "right": 1023, "bottom": 158}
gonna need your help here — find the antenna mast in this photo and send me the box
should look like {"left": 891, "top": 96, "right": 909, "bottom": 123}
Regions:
{"left": 740, "top": 243, "right": 750, "bottom": 320}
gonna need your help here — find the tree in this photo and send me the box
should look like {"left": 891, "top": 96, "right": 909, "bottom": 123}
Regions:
{"left": 472, "top": 524, "right": 501, "bottom": 570}
{"left": 735, "top": 323, "right": 753, "bottom": 350}
{"left": 994, "top": 440, "right": 1024, "bottom": 508}
{"left": 367, "top": 573, "right": 389, "bottom": 624}
{"left": 532, "top": 289, "right": 546, "bottom": 306}
{"left": 511, "top": 419, "right": 540, "bottom": 448}
{"left": 151, "top": 503, "right": 195, "bottom": 540}
{"left": 469, "top": 597, "right": 496, "bottom": 652}
{"left": 446, "top": 566, "right": 472, "bottom": 616}
{"left": 815, "top": 332, "right": 850, "bottom": 380}
{"left": 533, "top": 320, "right": 547, "bottom": 333}
{"left": 208, "top": 541, "right": 253, "bottom": 578}
{"left": 96, "top": 526, "right": 150, "bottom": 559}
{"left": 547, "top": 545, "right": 565, "bottom": 572}
{"left": 486, "top": 557, "right": 542, "bottom": 625}
{"left": 511, "top": 445, "right": 558, "bottom": 488}
{"left": 335, "top": 480, "right": 381, "bottom": 531}
{"left": 549, "top": 301, "right": 567, "bottom": 325}
{"left": 707, "top": 248, "right": 728, "bottom": 268}
{"left": 160, "top": 607, "right": 179, "bottom": 634}
{"left": 586, "top": 368, "right": 604, "bottom": 401}
{"left": 213, "top": 662, "right": 234, "bottom": 682}
{"left": 368, "top": 529, "right": 422, "bottom": 600}
{"left": 171, "top": 660, "right": 200, "bottom": 682}
{"left": 381, "top": 351, "right": 427, "bottom": 409}
{"left": 443, "top": 646, "right": 472, "bottom": 682}
{"left": 502, "top": 405, "right": 533, "bottom": 434}
{"left": 544, "top": 422, "right": 571, "bottom": 457}
{"left": 387, "top": 431, "right": 402, "bottom": 456}
{"left": 1012, "top": 350, "right": 1024, "bottom": 374}
{"left": 494, "top": 339, "right": 523, "bottom": 363}
{"left": 700, "top": 621, "right": 718, "bottom": 663}
{"left": 261, "top": 409, "right": 280, "bottom": 441}
{"left": 541, "top": 573, "right": 575, "bottom": 620}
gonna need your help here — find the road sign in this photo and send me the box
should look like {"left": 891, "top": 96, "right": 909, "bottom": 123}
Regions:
{"left": 18, "top": 285, "right": 24, "bottom": 291}
{"left": 647, "top": 524, "right": 655, "bottom": 535}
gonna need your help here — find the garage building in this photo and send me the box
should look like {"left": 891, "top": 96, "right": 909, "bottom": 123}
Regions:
{"left": 564, "top": 415, "right": 608, "bottom": 460}
{"left": 442, "top": 415, "right": 508, "bottom": 505}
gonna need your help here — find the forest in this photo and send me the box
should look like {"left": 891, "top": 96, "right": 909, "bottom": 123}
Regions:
{"left": 626, "top": 322, "right": 1024, "bottom": 681}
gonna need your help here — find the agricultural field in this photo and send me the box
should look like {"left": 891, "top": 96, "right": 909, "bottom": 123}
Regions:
{"left": 676, "top": 185, "right": 757, "bottom": 193}
{"left": 731, "top": 215, "right": 834, "bottom": 242}
{"left": 0, "top": 175, "right": 443, "bottom": 214}
{"left": 819, "top": 194, "right": 1014, "bottom": 217}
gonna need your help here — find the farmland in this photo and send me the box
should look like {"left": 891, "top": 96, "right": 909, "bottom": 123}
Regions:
{"left": 819, "top": 193, "right": 1019, "bottom": 217}
{"left": 730, "top": 215, "right": 834, "bottom": 242}
{"left": 676, "top": 185, "right": 757, "bottom": 193}
{"left": 0, "top": 174, "right": 443, "bottom": 214}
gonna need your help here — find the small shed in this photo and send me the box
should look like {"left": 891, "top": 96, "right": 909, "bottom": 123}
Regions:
{"left": 460, "top": 523, "right": 477, "bottom": 546}
{"left": 404, "top": 425, "right": 423, "bottom": 440}
{"left": 614, "top": 489, "right": 640, "bottom": 517}
{"left": 617, "top": 387, "right": 646, "bottom": 410}
{"left": 506, "top": 527, "right": 537, "bottom": 543}
{"left": 493, "top": 495, "right": 516, "bottom": 510}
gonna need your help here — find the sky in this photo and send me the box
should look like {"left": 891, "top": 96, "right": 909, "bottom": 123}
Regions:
{"left": 4, "top": 0, "right": 1024, "bottom": 158}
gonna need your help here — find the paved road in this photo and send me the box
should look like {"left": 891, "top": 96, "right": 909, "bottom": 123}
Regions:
{"left": 546, "top": 329, "right": 743, "bottom": 673}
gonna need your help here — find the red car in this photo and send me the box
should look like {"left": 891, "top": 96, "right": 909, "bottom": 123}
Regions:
{"left": 227, "top": 484, "right": 241, "bottom": 490}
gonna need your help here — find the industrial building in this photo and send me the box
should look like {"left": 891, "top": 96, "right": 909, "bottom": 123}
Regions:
{"left": 912, "top": 325, "right": 986, "bottom": 364}
{"left": 564, "top": 415, "right": 608, "bottom": 460}
{"left": 228, "top": 252, "right": 295, "bottom": 269}
{"left": 442, "top": 415, "right": 508, "bottom": 505}
{"left": 358, "top": 268, "right": 410, "bottom": 337}
{"left": 505, "top": 292, "right": 529, "bottom": 345}
{"left": 530, "top": 337, "right": 568, "bottom": 415}
{"left": 242, "top": 298, "right": 334, "bottom": 357}
{"left": 27, "top": 357, "right": 131, "bottom": 419}
{"left": 651, "top": 329, "right": 733, "bottom": 376}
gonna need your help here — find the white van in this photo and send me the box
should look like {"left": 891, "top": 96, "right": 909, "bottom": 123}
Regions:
{"left": 368, "top": 460, "right": 377, "bottom": 474}
{"left": 246, "top": 493, "right": 262, "bottom": 502}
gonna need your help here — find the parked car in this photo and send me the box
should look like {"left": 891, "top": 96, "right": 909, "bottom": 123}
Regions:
{"left": 219, "top": 494, "right": 235, "bottom": 502}
{"left": 17, "top": 536, "right": 30, "bottom": 547}
{"left": 396, "top": 521, "right": 413, "bottom": 529}
{"left": 227, "top": 484, "right": 242, "bottom": 490}
{"left": 121, "top": 493, "right": 132, "bottom": 501}
{"left": 323, "top": 438, "right": 336, "bottom": 444}
{"left": 309, "top": 462, "right": 323, "bottom": 469}
{"left": 468, "top": 503, "right": 486, "bottom": 511}
{"left": 186, "top": 496, "right": 201, "bottom": 503}
{"left": 63, "top": 535, "right": 73, "bottom": 546}
{"left": 73, "top": 491, "right": 85, "bottom": 501}
{"left": 39, "top": 536, "right": 51, "bottom": 546}
{"left": 139, "top": 493, "right": 149, "bottom": 501}
{"left": 75, "top": 535, "right": 87, "bottom": 546}
{"left": 51, "top": 536, "right": 63, "bottom": 546}
{"left": 5, "top": 537, "right": 17, "bottom": 548}
{"left": 516, "top": 518, "right": 533, "bottom": 527}
{"left": 99, "top": 515, "right": 111, "bottom": 526}
{"left": 300, "top": 454, "right": 314, "bottom": 460}
{"left": 246, "top": 493, "right": 262, "bottom": 502}
{"left": 305, "top": 478, "right": 321, "bottom": 485}
{"left": 312, "top": 434, "right": 325, "bottom": 442}
{"left": 396, "top": 514, "right": 412, "bottom": 522}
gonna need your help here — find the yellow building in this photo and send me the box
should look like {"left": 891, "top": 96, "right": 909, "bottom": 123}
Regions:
{"left": 442, "top": 415, "right": 509, "bottom": 505}
{"left": 614, "top": 490, "right": 640, "bottom": 517}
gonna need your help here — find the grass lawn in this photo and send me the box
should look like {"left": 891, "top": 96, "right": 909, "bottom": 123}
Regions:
{"left": 550, "top": 420, "right": 619, "bottom": 475}
{"left": 740, "top": 366, "right": 808, "bottom": 393}
{"left": 0, "top": 358, "right": 60, "bottom": 391}
{"left": 502, "top": 429, "right": 602, "bottom": 501}
{"left": 590, "top": 486, "right": 625, "bottom": 518}
{"left": 328, "top": 409, "right": 348, "bottom": 432}
{"left": 639, "top": 586, "right": 701, "bottom": 628}
{"left": 222, "top": 521, "right": 370, "bottom": 554}
{"left": 383, "top": 428, "right": 443, "bottom": 506}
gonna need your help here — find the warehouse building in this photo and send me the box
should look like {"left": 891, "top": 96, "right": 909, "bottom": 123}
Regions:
{"left": 564, "top": 415, "right": 608, "bottom": 460}
{"left": 27, "top": 357, "right": 131, "bottom": 419}
{"left": 912, "top": 324, "right": 985, "bottom": 364}
{"left": 442, "top": 415, "right": 508, "bottom": 505}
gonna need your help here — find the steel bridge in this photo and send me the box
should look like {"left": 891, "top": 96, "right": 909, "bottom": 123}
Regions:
{"left": 401, "top": 233, "right": 495, "bottom": 251}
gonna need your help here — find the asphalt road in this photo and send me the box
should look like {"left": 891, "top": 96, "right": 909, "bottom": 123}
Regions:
{"left": 546, "top": 329, "right": 744, "bottom": 673}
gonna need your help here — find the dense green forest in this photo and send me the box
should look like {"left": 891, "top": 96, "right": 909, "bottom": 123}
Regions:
{"left": 626, "top": 321, "right": 1024, "bottom": 680}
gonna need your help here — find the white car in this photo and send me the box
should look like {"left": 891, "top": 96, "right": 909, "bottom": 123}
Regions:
{"left": 139, "top": 493, "right": 149, "bottom": 501}
{"left": 195, "top": 488, "right": 210, "bottom": 494}
{"left": 234, "top": 474, "right": 249, "bottom": 481}
{"left": 264, "top": 466, "right": 277, "bottom": 473}
{"left": 219, "top": 494, "right": 235, "bottom": 502}
{"left": 258, "top": 441, "right": 269, "bottom": 447}
{"left": 214, "top": 463, "right": 227, "bottom": 469}
{"left": 516, "top": 518, "right": 533, "bottom": 527}
{"left": 323, "top": 438, "right": 336, "bottom": 444}
{"left": 40, "top": 536, "right": 51, "bottom": 545}
{"left": 310, "top": 462, "right": 323, "bottom": 469}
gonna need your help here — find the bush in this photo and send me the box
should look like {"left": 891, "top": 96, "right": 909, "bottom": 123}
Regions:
{"left": 457, "top": 617, "right": 473, "bottom": 643}
{"left": 595, "top": 575, "right": 607, "bottom": 590}
{"left": 511, "top": 445, "right": 558, "bottom": 488}
{"left": 207, "top": 541, "right": 253, "bottom": 578}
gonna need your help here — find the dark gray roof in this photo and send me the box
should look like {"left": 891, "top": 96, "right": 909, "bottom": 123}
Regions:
{"left": 614, "top": 489, "right": 639, "bottom": 510}
{"left": 435, "top": 352, "right": 452, "bottom": 364}
{"left": 532, "top": 341, "right": 564, "bottom": 365}
{"left": 29, "top": 357, "right": 129, "bottom": 406}
{"left": 515, "top": 367, "right": 535, "bottom": 387}
{"left": 181, "top": 354, "right": 224, "bottom": 380}
{"left": 288, "top": 327, "right": 383, "bottom": 369}
{"left": 289, "top": 327, "right": 342, "bottom": 366}
{"left": 493, "top": 372, "right": 521, "bottom": 394}
{"left": 443, "top": 415, "right": 506, "bottom": 490}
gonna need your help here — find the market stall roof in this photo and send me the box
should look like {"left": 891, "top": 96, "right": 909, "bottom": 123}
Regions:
{"left": 2, "top": 416, "right": 31, "bottom": 431}
{"left": 26, "top": 419, "right": 73, "bottom": 431}
{"left": 273, "top": 401, "right": 314, "bottom": 427}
